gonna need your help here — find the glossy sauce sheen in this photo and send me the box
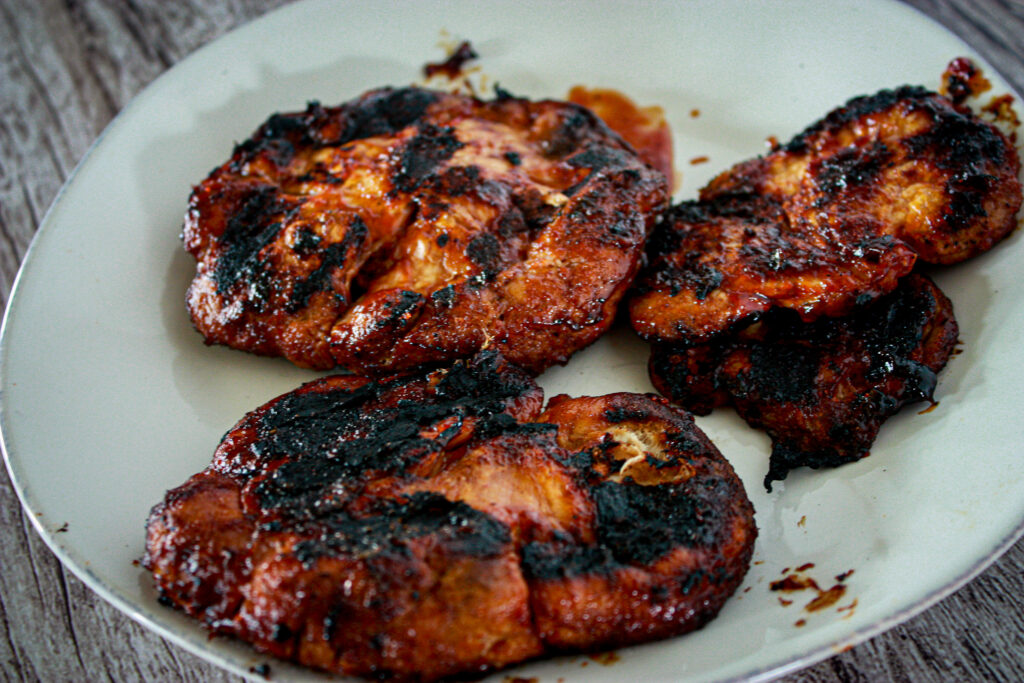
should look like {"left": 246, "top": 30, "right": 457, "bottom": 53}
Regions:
{"left": 183, "top": 87, "right": 669, "bottom": 375}
{"left": 144, "top": 352, "right": 756, "bottom": 682}
{"left": 629, "top": 84, "right": 1021, "bottom": 346}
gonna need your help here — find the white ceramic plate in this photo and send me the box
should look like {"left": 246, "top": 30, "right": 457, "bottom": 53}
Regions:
{"left": 3, "top": 0, "right": 1022, "bottom": 681}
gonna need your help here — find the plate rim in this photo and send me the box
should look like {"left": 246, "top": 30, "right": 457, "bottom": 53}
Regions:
{"left": 2, "top": 0, "right": 1023, "bottom": 681}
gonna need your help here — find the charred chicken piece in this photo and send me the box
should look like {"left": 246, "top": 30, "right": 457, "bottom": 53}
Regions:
{"left": 649, "top": 274, "right": 958, "bottom": 489}
{"left": 184, "top": 87, "right": 669, "bottom": 374}
{"left": 630, "top": 85, "right": 1020, "bottom": 346}
{"left": 145, "top": 352, "right": 755, "bottom": 682}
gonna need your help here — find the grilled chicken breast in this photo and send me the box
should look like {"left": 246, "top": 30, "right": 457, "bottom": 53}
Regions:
{"left": 629, "top": 85, "right": 1020, "bottom": 346}
{"left": 184, "top": 87, "right": 668, "bottom": 375}
{"left": 145, "top": 352, "right": 755, "bottom": 682}
{"left": 649, "top": 274, "right": 959, "bottom": 489}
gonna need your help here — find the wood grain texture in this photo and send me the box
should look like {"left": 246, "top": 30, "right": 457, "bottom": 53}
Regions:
{"left": 0, "top": 1, "right": 1021, "bottom": 681}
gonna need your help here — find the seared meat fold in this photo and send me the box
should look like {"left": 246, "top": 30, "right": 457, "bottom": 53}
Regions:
{"left": 184, "top": 87, "right": 669, "bottom": 375}
{"left": 649, "top": 274, "right": 958, "bottom": 489}
{"left": 144, "top": 352, "right": 755, "bottom": 682}
{"left": 629, "top": 86, "right": 1020, "bottom": 346}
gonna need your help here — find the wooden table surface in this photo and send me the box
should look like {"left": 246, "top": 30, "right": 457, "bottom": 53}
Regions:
{"left": 1, "top": 1, "right": 1022, "bottom": 681}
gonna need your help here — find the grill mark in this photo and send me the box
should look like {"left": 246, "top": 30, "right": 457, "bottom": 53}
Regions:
{"left": 213, "top": 187, "right": 297, "bottom": 303}
{"left": 286, "top": 215, "right": 369, "bottom": 313}
{"left": 292, "top": 493, "right": 511, "bottom": 566}
{"left": 393, "top": 124, "right": 464, "bottom": 192}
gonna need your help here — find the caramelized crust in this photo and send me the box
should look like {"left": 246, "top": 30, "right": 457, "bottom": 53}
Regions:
{"left": 649, "top": 274, "right": 959, "bottom": 489}
{"left": 145, "top": 353, "right": 755, "bottom": 682}
{"left": 184, "top": 87, "right": 668, "bottom": 374}
{"left": 530, "top": 393, "right": 756, "bottom": 649}
{"left": 630, "top": 86, "right": 1020, "bottom": 345}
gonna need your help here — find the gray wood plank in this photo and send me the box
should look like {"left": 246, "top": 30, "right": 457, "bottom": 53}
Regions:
{"left": 0, "top": 1, "right": 1021, "bottom": 681}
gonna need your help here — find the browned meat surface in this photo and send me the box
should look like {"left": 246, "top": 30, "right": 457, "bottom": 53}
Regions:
{"left": 649, "top": 274, "right": 959, "bottom": 489}
{"left": 184, "top": 87, "right": 668, "bottom": 375}
{"left": 629, "top": 85, "right": 1021, "bottom": 346}
{"left": 144, "top": 352, "right": 755, "bottom": 682}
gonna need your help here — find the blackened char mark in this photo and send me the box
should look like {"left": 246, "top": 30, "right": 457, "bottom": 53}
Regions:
{"left": 286, "top": 215, "right": 368, "bottom": 313}
{"left": 247, "top": 351, "right": 538, "bottom": 515}
{"left": 542, "top": 107, "right": 601, "bottom": 159}
{"left": 213, "top": 186, "right": 296, "bottom": 305}
{"left": 603, "top": 407, "right": 648, "bottom": 423}
{"left": 465, "top": 233, "right": 501, "bottom": 278}
{"left": 647, "top": 261, "right": 723, "bottom": 300}
{"left": 902, "top": 106, "right": 1013, "bottom": 231}
{"left": 430, "top": 284, "right": 456, "bottom": 309}
{"left": 592, "top": 480, "right": 714, "bottom": 563}
{"left": 735, "top": 341, "right": 821, "bottom": 404}
{"left": 393, "top": 124, "right": 464, "bottom": 192}
{"left": 293, "top": 492, "right": 510, "bottom": 566}
{"left": 376, "top": 290, "right": 425, "bottom": 330}
{"left": 431, "top": 349, "right": 537, "bottom": 411}
{"left": 234, "top": 89, "right": 441, "bottom": 163}
{"left": 426, "top": 165, "right": 481, "bottom": 197}
{"left": 338, "top": 88, "right": 439, "bottom": 144}
{"left": 783, "top": 86, "right": 932, "bottom": 154}
{"left": 232, "top": 106, "right": 314, "bottom": 164}
{"left": 812, "top": 142, "right": 891, "bottom": 204}
{"left": 563, "top": 146, "right": 635, "bottom": 196}
{"left": 522, "top": 473, "right": 733, "bottom": 579}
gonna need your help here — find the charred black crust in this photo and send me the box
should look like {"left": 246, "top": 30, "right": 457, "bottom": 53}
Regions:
{"left": 783, "top": 86, "right": 933, "bottom": 153}
{"left": 812, "top": 142, "right": 891, "bottom": 204}
{"left": 651, "top": 275, "right": 956, "bottom": 489}
{"left": 243, "top": 351, "right": 536, "bottom": 519}
{"left": 213, "top": 187, "right": 297, "bottom": 305}
{"left": 734, "top": 338, "right": 821, "bottom": 404}
{"left": 237, "top": 89, "right": 441, "bottom": 160}
{"left": 522, "top": 471, "right": 742, "bottom": 578}
{"left": 286, "top": 215, "right": 367, "bottom": 312}
{"left": 293, "top": 492, "right": 511, "bottom": 566}
{"left": 429, "top": 283, "right": 456, "bottom": 309}
{"left": 602, "top": 407, "right": 649, "bottom": 423}
{"left": 376, "top": 290, "right": 425, "bottom": 331}
{"left": 393, "top": 124, "right": 465, "bottom": 192}
{"left": 542, "top": 106, "right": 599, "bottom": 158}
{"left": 637, "top": 196, "right": 782, "bottom": 298}
{"left": 465, "top": 233, "right": 501, "bottom": 277}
